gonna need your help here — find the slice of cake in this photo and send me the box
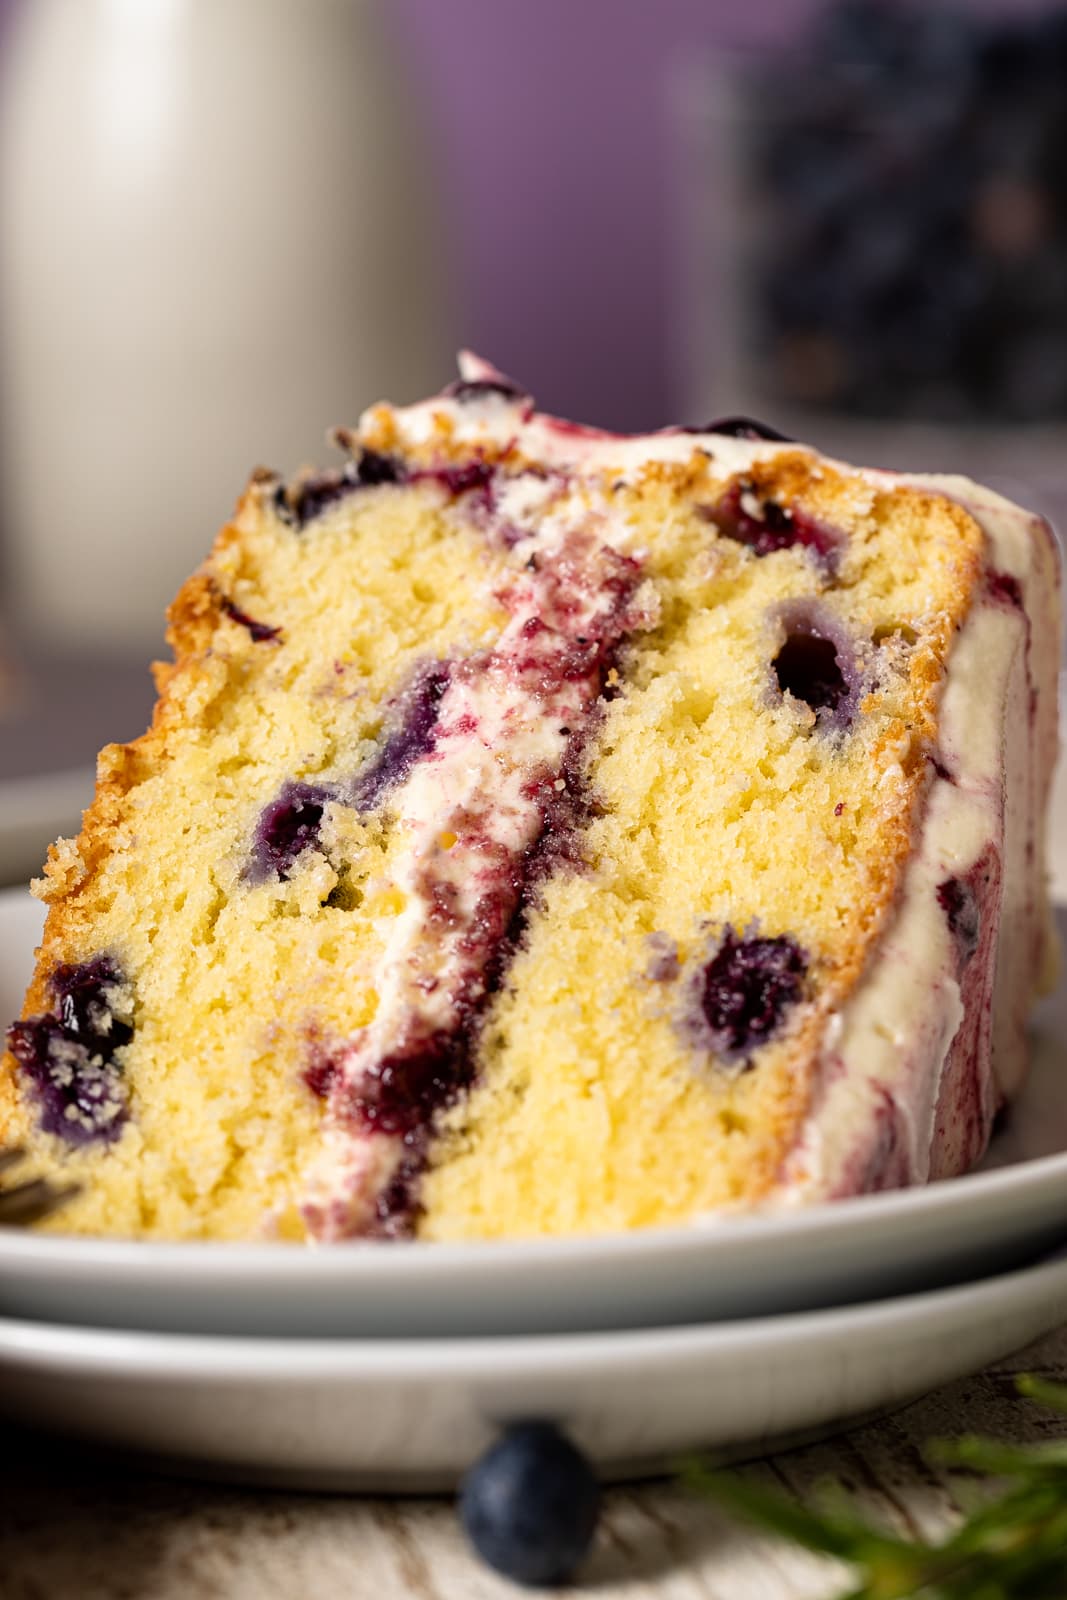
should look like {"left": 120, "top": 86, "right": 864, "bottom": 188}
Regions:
{"left": 1, "top": 357, "right": 1059, "bottom": 1241}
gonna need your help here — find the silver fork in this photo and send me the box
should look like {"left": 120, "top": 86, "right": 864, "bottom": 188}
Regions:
{"left": 0, "top": 1146, "right": 78, "bottom": 1226}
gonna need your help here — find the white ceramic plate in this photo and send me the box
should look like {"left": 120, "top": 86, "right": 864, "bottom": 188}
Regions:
{"left": 0, "top": 768, "right": 92, "bottom": 886}
{"left": 2, "top": 1247, "right": 1066, "bottom": 1491}
{"left": 3, "top": 885, "right": 1067, "bottom": 1337}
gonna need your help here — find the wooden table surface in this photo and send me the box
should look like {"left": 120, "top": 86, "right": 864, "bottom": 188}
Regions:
{"left": 4, "top": 1321, "right": 1067, "bottom": 1600}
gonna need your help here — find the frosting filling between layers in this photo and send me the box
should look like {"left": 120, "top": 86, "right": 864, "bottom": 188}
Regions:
{"left": 297, "top": 520, "right": 657, "bottom": 1239}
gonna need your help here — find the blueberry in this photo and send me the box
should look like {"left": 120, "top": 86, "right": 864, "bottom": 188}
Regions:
{"left": 51, "top": 957, "right": 133, "bottom": 1055}
{"left": 698, "top": 928, "right": 807, "bottom": 1063}
{"left": 275, "top": 450, "right": 406, "bottom": 529}
{"left": 7, "top": 1018, "right": 128, "bottom": 1145}
{"left": 247, "top": 666, "right": 453, "bottom": 882}
{"left": 459, "top": 1422, "right": 600, "bottom": 1588}
{"left": 248, "top": 781, "right": 333, "bottom": 882}
{"left": 352, "top": 661, "right": 452, "bottom": 810}
{"left": 355, "top": 448, "right": 406, "bottom": 487}
{"left": 221, "top": 597, "right": 281, "bottom": 643}
{"left": 246, "top": 663, "right": 452, "bottom": 883}
{"left": 7, "top": 957, "right": 133, "bottom": 1146}
{"left": 445, "top": 376, "right": 528, "bottom": 406}
{"left": 709, "top": 484, "right": 840, "bottom": 565}
{"left": 700, "top": 417, "right": 794, "bottom": 442}
{"left": 773, "top": 630, "right": 846, "bottom": 715}
{"left": 772, "top": 602, "right": 862, "bottom": 729}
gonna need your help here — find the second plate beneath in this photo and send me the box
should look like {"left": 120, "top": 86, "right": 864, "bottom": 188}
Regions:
{"left": 3, "top": 1247, "right": 1066, "bottom": 1489}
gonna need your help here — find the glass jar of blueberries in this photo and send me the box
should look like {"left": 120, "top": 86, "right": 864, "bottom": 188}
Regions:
{"left": 678, "top": 0, "right": 1067, "bottom": 499}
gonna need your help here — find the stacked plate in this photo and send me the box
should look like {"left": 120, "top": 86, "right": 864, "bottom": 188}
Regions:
{"left": 2, "top": 884, "right": 1066, "bottom": 1491}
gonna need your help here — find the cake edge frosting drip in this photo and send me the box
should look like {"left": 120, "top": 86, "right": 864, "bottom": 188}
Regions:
{"left": 771, "top": 481, "right": 1060, "bottom": 1205}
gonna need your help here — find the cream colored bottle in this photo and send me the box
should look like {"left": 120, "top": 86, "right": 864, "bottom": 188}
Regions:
{"left": 0, "top": 0, "right": 451, "bottom": 652}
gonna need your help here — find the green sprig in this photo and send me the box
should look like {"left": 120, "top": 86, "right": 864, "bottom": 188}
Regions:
{"left": 688, "top": 1376, "right": 1067, "bottom": 1600}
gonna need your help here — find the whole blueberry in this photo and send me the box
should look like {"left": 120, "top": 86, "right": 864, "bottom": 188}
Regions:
{"left": 698, "top": 927, "right": 808, "bottom": 1063}
{"left": 459, "top": 1422, "right": 600, "bottom": 1588}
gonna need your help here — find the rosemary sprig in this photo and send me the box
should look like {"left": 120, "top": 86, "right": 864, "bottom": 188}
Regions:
{"left": 688, "top": 1376, "right": 1067, "bottom": 1599}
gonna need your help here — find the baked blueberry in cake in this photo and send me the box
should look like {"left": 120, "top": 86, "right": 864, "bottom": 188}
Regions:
{"left": 1, "top": 356, "right": 1059, "bottom": 1240}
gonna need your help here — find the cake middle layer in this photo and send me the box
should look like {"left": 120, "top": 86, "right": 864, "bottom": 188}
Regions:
{"left": 1, "top": 361, "right": 1058, "bottom": 1241}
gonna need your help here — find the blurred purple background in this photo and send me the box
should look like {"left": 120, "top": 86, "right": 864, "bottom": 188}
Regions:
{"left": 0, "top": 0, "right": 1058, "bottom": 433}
{"left": 390, "top": 0, "right": 1054, "bottom": 430}
{"left": 389, "top": 0, "right": 830, "bottom": 430}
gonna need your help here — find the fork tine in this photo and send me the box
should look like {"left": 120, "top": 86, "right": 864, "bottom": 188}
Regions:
{"left": 0, "top": 1145, "right": 80, "bottom": 1226}
{"left": 0, "top": 1175, "right": 80, "bottom": 1227}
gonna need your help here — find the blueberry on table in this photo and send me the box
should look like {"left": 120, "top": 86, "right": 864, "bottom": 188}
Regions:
{"left": 459, "top": 1421, "right": 600, "bottom": 1588}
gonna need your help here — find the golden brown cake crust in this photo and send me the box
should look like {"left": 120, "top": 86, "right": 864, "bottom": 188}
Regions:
{"left": 0, "top": 485, "right": 263, "bottom": 1139}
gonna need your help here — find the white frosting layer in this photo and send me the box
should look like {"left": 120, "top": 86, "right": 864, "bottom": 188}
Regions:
{"left": 776, "top": 472, "right": 1060, "bottom": 1201}
{"left": 778, "top": 598, "right": 1023, "bottom": 1200}
{"left": 299, "top": 511, "right": 656, "bottom": 1238}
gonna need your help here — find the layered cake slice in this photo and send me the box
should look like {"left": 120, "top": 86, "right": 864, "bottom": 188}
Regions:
{"left": 1, "top": 357, "right": 1059, "bottom": 1241}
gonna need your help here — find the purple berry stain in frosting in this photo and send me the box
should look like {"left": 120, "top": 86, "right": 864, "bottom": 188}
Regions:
{"left": 937, "top": 877, "right": 981, "bottom": 964}
{"left": 696, "top": 928, "right": 807, "bottom": 1064}
{"left": 355, "top": 1031, "right": 467, "bottom": 1138}
{"left": 7, "top": 957, "right": 133, "bottom": 1145}
{"left": 709, "top": 482, "right": 841, "bottom": 563}
{"left": 987, "top": 570, "right": 1023, "bottom": 608}
{"left": 299, "top": 534, "right": 649, "bottom": 1240}
{"left": 423, "top": 459, "right": 496, "bottom": 501}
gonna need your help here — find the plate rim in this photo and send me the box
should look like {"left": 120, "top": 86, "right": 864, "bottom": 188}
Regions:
{"left": 2, "top": 881, "right": 1067, "bottom": 1287}
{"left": 3, "top": 1138, "right": 1067, "bottom": 1284}
{"left": 2, "top": 1244, "right": 1066, "bottom": 1376}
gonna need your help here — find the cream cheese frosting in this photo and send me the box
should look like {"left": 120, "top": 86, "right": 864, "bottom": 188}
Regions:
{"left": 778, "top": 479, "right": 1059, "bottom": 1202}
